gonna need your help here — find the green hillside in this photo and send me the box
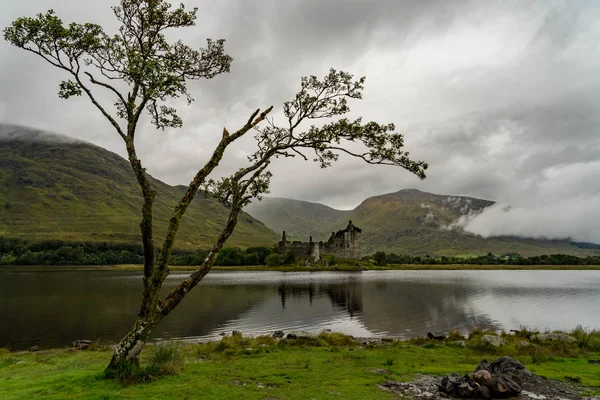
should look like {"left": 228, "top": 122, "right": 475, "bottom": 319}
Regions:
{"left": 246, "top": 190, "right": 597, "bottom": 257}
{"left": 245, "top": 197, "right": 349, "bottom": 241}
{"left": 0, "top": 124, "right": 278, "bottom": 249}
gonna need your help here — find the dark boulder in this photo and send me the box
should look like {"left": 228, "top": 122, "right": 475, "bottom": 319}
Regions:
{"left": 427, "top": 332, "right": 446, "bottom": 340}
{"left": 272, "top": 330, "right": 284, "bottom": 339}
{"left": 72, "top": 340, "right": 91, "bottom": 350}
{"left": 475, "top": 385, "right": 491, "bottom": 400}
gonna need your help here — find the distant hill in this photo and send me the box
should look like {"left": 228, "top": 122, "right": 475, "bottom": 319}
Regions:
{"left": 245, "top": 190, "right": 597, "bottom": 257}
{"left": 0, "top": 124, "right": 278, "bottom": 249}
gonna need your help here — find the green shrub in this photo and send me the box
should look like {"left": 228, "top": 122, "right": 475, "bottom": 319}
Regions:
{"left": 447, "top": 330, "right": 466, "bottom": 341}
{"left": 317, "top": 331, "right": 357, "bottom": 347}
{"left": 373, "top": 251, "right": 387, "bottom": 266}
{"left": 146, "top": 342, "right": 184, "bottom": 377}
{"left": 265, "top": 253, "right": 283, "bottom": 266}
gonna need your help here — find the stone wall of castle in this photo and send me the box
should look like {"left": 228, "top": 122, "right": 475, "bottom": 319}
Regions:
{"left": 276, "top": 221, "right": 361, "bottom": 262}
{"left": 321, "top": 221, "right": 362, "bottom": 260}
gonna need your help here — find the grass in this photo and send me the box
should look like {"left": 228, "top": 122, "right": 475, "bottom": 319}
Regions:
{"left": 1, "top": 330, "right": 600, "bottom": 399}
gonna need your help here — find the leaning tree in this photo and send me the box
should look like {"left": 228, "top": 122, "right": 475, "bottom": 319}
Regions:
{"left": 4, "top": 0, "right": 427, "bottom": 373}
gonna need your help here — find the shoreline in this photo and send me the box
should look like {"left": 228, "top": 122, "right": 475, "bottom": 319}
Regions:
{"left": 2, "top": 329, "right": 600, "bottom": 398}
{"left": 3, "top": 263, "right": 599, "bottom": 272}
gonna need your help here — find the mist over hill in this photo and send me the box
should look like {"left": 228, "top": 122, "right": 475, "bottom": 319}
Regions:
{"left": 0, "top": 124, "right": 278, "bottom": 248}
{"left": 246, "top": 189, "right": 597, "bottom": 257}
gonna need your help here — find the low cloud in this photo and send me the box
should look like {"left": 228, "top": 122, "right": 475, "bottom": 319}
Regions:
{"left": 464, "top": 196, "right": 600, "bottom": 243}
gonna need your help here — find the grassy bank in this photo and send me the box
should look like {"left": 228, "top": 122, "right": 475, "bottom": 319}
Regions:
{"left": 1, "top": 330, "right": 600, "bottom": 399}
{"left": 107, "top": 263, "right": 600, "bottom": 272}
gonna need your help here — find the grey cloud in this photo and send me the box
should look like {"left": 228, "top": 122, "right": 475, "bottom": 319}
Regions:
{"left": 1, "top": 0, "right": 599, "bottom": 242}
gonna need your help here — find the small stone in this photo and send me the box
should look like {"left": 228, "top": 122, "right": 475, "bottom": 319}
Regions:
{"left": 259, "top": 344, "right": 267, "bottom": 348}
{"left": 448, "top": 372, "right": 464, "bottom": 385}
{"left": 272, "top": 330, "right": 284, "bottom": 339}
{"left": 219, "top": 332, "right": 226, "bottom": 336}
{"left": 244, "top": 348, "right": 253, "bottom": 352}
{"left": 530, "top": 333, "right": 577, "bottom": 344}
{"left": 517, "top": 340, "right": 531, "bottom": 348}
{"left": 16, "top": 361, "right": 27, "bottom": 365}
{"left": 286, "top": 331, "right": 314, "bottom": 340}
{"left": 369, "top": 369, "right": 390, "bottom": 375}
{"left": 29, "top": 345, "right": 40, "bottom": 352}
{"left": 480, "top": 335, "right": 506, "bottom": 347}
{"left": 72, "top": 340, "right": 91, "bottom": 351}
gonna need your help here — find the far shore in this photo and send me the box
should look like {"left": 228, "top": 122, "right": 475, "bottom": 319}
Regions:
{"left": 2, "top": 263, "right": 599, "bottom": 271}
{"left": 111, "top": 263, "right": 600, "bottom": 271}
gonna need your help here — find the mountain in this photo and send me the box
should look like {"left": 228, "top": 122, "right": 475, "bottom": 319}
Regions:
{"left": 245, "top": 190, "right": 597, "bottom": 257}
{"left": 0, "top": 124, "right": 278, "bottom": 248}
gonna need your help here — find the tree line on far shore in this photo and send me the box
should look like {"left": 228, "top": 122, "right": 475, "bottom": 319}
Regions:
{"left": 0, "top": 237, "right": 274, "bottom": 266}
{"left": 0, "top": 237, "right": 598, "bottom": 266}
{"left": 371, "top": 251, "right": 600, "bottom": 266}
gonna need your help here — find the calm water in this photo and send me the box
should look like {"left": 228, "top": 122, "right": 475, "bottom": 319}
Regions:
{"left": 1, "top": 268, "right": 600, "bottom": 350}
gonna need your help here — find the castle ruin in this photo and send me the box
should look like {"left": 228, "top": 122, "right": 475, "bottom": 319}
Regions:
{"left": 277, "top": 221, "right": 362, "bottom": 262}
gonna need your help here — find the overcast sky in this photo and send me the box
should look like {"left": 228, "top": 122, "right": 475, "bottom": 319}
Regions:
{"left": 1, "top": 0, "right": 599, "bottom": 243}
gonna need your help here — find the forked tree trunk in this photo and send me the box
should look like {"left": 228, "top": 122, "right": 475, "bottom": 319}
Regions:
{"left": 105, "top": 202, "right": 241, "bottom": 374}
{"left": 105, "top": 314, "right": 162, "bottom": 372}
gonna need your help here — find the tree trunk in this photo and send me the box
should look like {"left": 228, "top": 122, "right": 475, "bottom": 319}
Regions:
{"left": 105, "top": 315, "right": 160, "bottom": 373}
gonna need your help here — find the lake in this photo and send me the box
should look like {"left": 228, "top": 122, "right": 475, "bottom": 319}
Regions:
{"left": 1, "top": 268, "right": 600, "bottom": 350}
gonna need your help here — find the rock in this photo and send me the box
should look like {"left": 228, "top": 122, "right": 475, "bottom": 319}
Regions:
{"left": 448, "top": 373, "right": 464, "bottom": 385}
{"left": 369, "top": 369, "right": 390, "bottom": 375}
{"left": 427, "top": 332, "right": 445, "bottom": 340}
{"left": 219, "top": 332, "right": 226, "bottom": 336}
{"left": 244, "top": 348, "right": 253, "bottom": 352}
{"left": 475, "top": 385, "right": 491, "bottom": 400}
{"left": 516, "top": 340, "right": 531, "bottom": 348}
{"left": 488, "top": 356, "right": 532, "bottom": 382}
{"left": 72, "top": 340, "right": 91, "bottom": 350}
{"left": 480, "top": 335, "right": 506, "bottom": 347}
{"left": 458, "top": 382, "right": 475, "bottom": 398}
{"left": 474, "top": 356, "right": 530, "bottom": 397}
{"left": 285, "top": 331, "right": 314, "bottom": 340}
{"left": 475, "top": 359, "right": 491, "bottom": 372}
{"left": 449, "top": 340, "right": 468, "bottom": 348}
{"left": 272, "top": 330, "right": 284, "bottom": 339}
{"left": 29, "top": 345, "right": 40, "bottom": 352}
{"left": 531, "top": 333, "right": 577, "bottom": 344}
{"left": 473, "top": 369, "right": 493, "bottom": 387}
